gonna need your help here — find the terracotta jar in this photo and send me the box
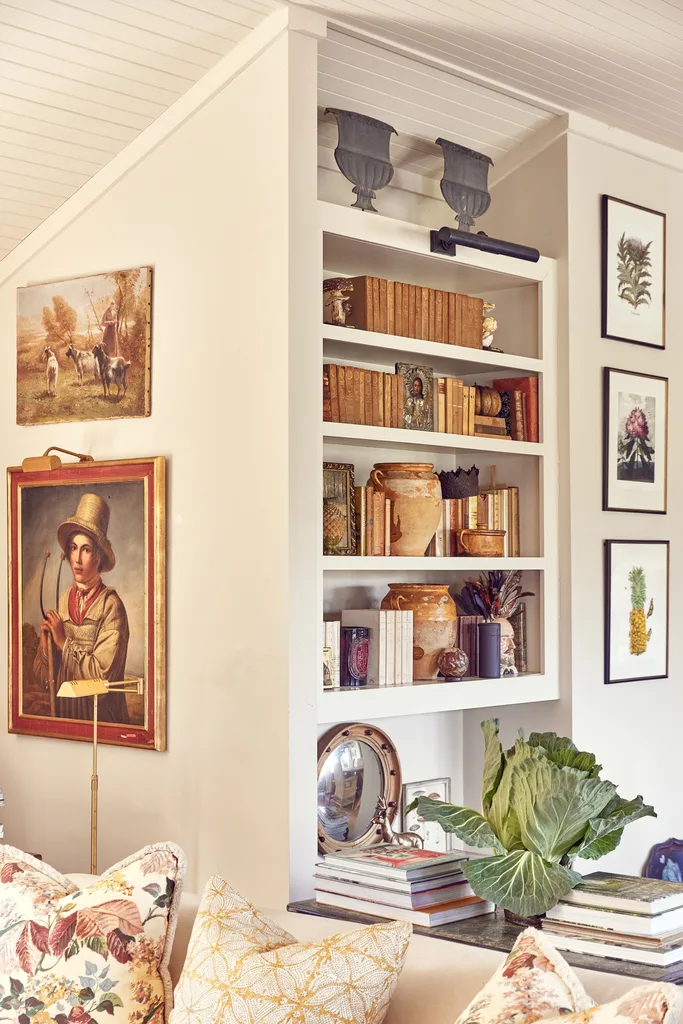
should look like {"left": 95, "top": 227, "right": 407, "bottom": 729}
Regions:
{"left": 381, "top": 583, "right": 457, "bottom": 680}
{"left": 370, "top": 463, "right": 442, "bottom": 557}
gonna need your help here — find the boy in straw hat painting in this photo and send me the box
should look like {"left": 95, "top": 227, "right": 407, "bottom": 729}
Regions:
{"left": 33, "top": 492, "right": 130, "bottom": 723}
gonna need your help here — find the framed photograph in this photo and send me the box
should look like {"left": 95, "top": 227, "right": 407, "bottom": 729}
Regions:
{"left": 603, "top": 367, "right": 667, "bottom": 514}
{"left": 396, "top": 363, "right": 433, "bottom": 431}
{"left": 323, "top": 461, "right": 356, "bottom": 555}
{"left": 604, "top": 540, "right": 669, "bottom": 685}
{"left": 17, "top": 267, "right": 152, "bottom": 425}
{"left": 601, "top": 196, "right": 665, "bottom": 349}
{"left": 8, "top": 457, "right": 166, "bottom": 749}
{"left": 401, "top": 778, "right": 453, "bottom": 852}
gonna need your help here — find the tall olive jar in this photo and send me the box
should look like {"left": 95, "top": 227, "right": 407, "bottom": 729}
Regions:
{"left": 370, "top": 463, "right": 442, "bottom": 556}
{"left": 381, "top": 583, "right": 457, "bottom": 680}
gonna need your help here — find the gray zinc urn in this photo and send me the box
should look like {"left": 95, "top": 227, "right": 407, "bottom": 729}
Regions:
{"left": 436, "top": 138, "right": 493, "bottom": 231}
{"left": 326, "top": 108, "right": 397, "bottom": 212}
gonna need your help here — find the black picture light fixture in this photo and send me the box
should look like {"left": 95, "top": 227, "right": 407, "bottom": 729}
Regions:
{"left": 429, "top": 226, "right": 540, "bottom": 263}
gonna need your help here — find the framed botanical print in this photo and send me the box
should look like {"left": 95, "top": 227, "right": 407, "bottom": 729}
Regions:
{"left": 401, "top": 778, "right": 453, "bottom": 852}
{"left": 8, "top": 456, "right": 166, "bottom": 749}
{"left": 605, "top": 540, "right": 669, "bottom": 684}
{"left": 603, "top": 367, "right": 668, "bottom": 514}
{"left": 601, "top": 196, "right": 665, "bottom": 349}
{"left": 323, "top": 462, "right": 356, "bottom": 555}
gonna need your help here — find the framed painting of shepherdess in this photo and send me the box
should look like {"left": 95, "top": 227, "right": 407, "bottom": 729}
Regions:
{"left": 7, "top": 456, "right": 166, "bottom": 749}
{"left": 16, "top": 266, "right": 152, "bottom": 426}
{"left": 601, "top": 196, "right": 665, "bottom": 349}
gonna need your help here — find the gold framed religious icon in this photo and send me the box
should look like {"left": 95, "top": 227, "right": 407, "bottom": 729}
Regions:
{"left": 8, "top": 456, "right": 166, "bottom": 749}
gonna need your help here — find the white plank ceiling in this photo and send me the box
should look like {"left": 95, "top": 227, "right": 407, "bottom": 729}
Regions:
{"left": 2, "top": 0, "right": 683, "bottom": 261}
{"left": 0, "top": 0, "right": 278, "bottom": 262}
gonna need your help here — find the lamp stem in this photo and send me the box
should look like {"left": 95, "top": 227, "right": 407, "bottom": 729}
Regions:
{"left": 91, "top": 693, "right": 98, "bottom": 875}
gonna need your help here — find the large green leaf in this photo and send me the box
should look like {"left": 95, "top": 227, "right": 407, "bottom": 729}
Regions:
{"left": 544, "top": 749, "right": 602, "bottom": 777}
{"left": 415, "top": 797, "right": 503, "bottom": 851}
{"left": 578, "top": 795, "right": 656, "bottom": 860}
{"left": 527, "top": 732, "right": 578, "bottom": 753}
{"left": 481, "top": 719, "right": 503, "bottom": 815}
{"left": 463, "top": 851, "right": 581, "bottom": 917}
{"left": 489, "top": 741, "right": 543, "bottom": 853}
{"left": 511, "top": 759, "right": 617, "bottom": 862}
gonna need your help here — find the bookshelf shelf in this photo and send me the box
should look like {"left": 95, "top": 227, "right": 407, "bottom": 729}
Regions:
{"left": 323, "top": 421, "right": 545, "bottom": 456}
{"left": 323, "top": 323, "right": 543, "bottom": 378}
{"left": 317, "top": 673, "right": 557, "bottom": 723}
{"left": 323, "top": 556, "right": 545, "bottom": 571}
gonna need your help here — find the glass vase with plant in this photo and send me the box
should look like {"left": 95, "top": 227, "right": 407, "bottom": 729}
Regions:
{"left": 408, "top": 719, "right": 655, "bottom": 919}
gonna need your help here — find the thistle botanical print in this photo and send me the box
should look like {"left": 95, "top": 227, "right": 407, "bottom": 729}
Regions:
{"left": 604, "top": 368, "right": 667, "bottom": 514}
{"left": 616, "top": 233, "right": 652, "bottom": 310}
{"left": 617, "top": 391, "right": 655, "bottom": 483}
{"left": 602, "top": 196, "right": 665, "bottom": 348}
{"left": 605, "top": 541, "right": 669, "bottom": 684}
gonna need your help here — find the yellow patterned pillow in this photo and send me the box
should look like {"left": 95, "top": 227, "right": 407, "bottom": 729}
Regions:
{"left": 454, "top": 928, "right": 596, "bottom": 1024}
{"left": 0, "top": 842, "right": 185, "bottom": 1023}
{"left": 170, "top": 875, "right": 411, "bottom": 1024}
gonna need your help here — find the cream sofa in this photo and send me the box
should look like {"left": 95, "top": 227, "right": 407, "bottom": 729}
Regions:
{"left": 70, "top": 876, "right": 640, "bottom": 1023}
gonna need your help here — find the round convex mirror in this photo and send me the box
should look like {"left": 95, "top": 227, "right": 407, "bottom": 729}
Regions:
{"left": 317, "top": 723, "right": 401, "bottom": 853}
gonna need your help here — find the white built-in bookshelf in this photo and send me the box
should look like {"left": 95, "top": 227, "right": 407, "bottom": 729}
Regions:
{"left": 319, "top": 199, "right": 559, "bottom": 715}
{"left": 288, "top": 195, "right": 558, "bottom": 901}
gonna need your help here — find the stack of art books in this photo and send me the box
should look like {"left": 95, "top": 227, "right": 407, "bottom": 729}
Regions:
{"left": 314, "top": 846, "right": 494, "bottom": 926}
{"left": 545, "top": 872, "right": 683, "bottom": 979}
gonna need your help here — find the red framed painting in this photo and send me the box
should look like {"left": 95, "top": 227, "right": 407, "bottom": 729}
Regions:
{"left": 8, "top": 456, "right": 166, "bottom": 749}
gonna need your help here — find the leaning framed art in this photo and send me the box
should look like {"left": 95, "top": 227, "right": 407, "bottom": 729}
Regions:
{"left": 7, "top": 456, "right": 166, "bottom": 749}
{"left": 605, "top": 540, "right": 669, "bottom": 685}
{"left": 603, "top": 367, "right": 668, "bottom": 514}
{"left": 601, "top": 195, "right": 665, "bottom": 349}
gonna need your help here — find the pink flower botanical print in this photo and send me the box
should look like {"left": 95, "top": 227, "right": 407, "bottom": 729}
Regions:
{"left": 0, "top": 844, "right": 183, "bottom": 1024}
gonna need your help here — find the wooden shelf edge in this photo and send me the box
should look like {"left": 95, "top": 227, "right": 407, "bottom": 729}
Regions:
{"left": 322, "top": 323, "right": 543, "bottom": 375}
{"left": 323, "top": 421, "right": 545, "bottom": 456}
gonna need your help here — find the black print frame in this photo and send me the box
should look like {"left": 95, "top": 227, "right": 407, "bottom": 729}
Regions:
{"left": 604, "top": 540, "right": 669, "bottom": 685}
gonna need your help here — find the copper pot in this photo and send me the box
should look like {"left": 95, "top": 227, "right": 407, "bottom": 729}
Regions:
{"left": 455, "top": 528, "right": 505, "bottom": 557}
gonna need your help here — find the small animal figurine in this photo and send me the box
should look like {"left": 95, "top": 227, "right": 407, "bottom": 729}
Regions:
{"left": 323, "top": 277, "right": 354, "bottom": 327}
{"left": 482, "top": 301, "right": 500, "bottom": 351}
{"left": 371, "top": 796, "right": 424, "bottom": 849}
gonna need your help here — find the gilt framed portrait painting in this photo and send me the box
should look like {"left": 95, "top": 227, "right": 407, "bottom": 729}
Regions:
{"left": 601, "top": 196, "right": 665, "bottom": 349}
{"left": 7, "top": 456, "right": 166, "bottom": 749}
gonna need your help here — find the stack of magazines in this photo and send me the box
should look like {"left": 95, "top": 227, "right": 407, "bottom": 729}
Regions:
{"left": 314, "top": 845, "right": 494, "bottom": 927}
{"left": 545, "top": 872, "right": 683, "bottom": 979}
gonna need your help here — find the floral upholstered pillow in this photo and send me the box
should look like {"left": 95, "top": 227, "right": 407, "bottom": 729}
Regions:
{"left": 455, "top": 928, "right": 596, "bottom": 1024}
{"left": 0, "top": 842, "right": 185, "bottom": 1023}
{"left": 170, "top": 875, "right": 411, "bottom": 1024}
{"left": 544, "top": 985, "right": 683, "bottom": 1024}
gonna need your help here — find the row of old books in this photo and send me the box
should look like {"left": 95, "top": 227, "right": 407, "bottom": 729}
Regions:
{"left": 545, "top": 872, "right": 683, "bottom": 978}
{"left": 434, "top": 379, "right": 478, "bottom": 436}
{"left": 326, "top": 276, "right": 484, "bottom": 349}
{"left": 341, "top": 610, "right": 414, "bottom": 686}
{"left": 481, "top": 487, "right": 521, "bottom": 557}
{"left": 354, "top": 487, "right": 391, "bottom": 556}
{"left": 314, "top": 846, "right": 494, "bottom": 926}
{"left": 495, "top": 377, "right": 539, "bottom": 443}
{"left": 324, "top": 364, "right": 404, "bottom": 427}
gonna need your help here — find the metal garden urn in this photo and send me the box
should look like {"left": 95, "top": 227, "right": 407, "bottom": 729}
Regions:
{"left": 436, "top": 138, "right": 493, "bottom": 231}
{"left": 326, "top": 108, "right": 397, "bottom": 212}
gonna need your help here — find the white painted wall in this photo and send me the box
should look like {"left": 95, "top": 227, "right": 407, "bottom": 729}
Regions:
{"left": 0, "top": 14, "right": 322, "bottom": 909}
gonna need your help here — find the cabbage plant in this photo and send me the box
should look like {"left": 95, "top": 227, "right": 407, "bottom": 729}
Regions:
{"left": 412, "top": 719, "right": 655, "bottom": 918}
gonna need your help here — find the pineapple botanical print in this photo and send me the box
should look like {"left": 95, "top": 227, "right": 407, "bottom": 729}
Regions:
{"left": 616, "top": 233, "right": 652, "bottom": 311}
{"left": 628, "top": 567, "right": 654, "bottom": 655}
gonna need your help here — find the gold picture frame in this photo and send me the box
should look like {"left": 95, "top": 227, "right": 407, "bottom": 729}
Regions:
{"left": 323, "top": 461, "right": 357, "bottom": 555}
{"left": 8, "top": 456, "right": 166, "bottom": 750}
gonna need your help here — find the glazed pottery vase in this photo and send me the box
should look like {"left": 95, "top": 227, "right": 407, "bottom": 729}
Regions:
{"left": 381, "top": 583, "right": 457, "bottom": 680}
{"left": 477, "top": 621, "right": 501, "bottom": 678}
{"left": 370, "top": 463, "right": 442, "bottom": 556}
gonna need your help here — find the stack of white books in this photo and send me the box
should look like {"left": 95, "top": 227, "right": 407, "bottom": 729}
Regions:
{"left": 545, "top": 872, "right": 683, "bottom": 979}
{"left": 314, "top": 846, "right": 494, "bottom": 927}
{"left": 340, "top": 610, "right": 413, "bottom": 686}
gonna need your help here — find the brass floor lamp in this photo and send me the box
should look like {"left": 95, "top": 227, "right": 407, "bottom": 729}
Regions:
{"left": 57, "top": 678, "right": 144, "bottom": 874}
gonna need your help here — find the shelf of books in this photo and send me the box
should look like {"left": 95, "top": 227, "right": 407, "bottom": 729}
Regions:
{"left": 318, "top": 195, "right": 559, "bottom": 720}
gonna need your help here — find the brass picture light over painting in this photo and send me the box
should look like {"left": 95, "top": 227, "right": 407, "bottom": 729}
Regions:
{"left": 57, "top": 677, "right": 144, "bottom": 875}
